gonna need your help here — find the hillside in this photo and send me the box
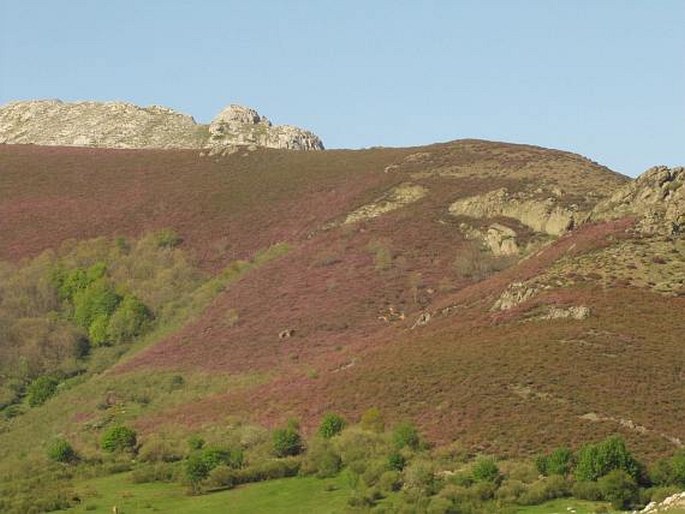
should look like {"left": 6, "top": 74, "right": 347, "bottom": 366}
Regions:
{"left": 0, "top": 140, "right": 683, "bottom": 512}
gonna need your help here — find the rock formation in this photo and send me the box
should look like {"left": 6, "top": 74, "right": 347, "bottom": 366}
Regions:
{"left": 0, "top": 100, "right": 324, "bottom": 152}
{"left": 591, "top": 166, "right": 684, "bottom": 235}
{"left": 449, "top": 188, "right": 577, "bottom": 236}
{"left": 205, "top": 105, "right": 323, "bottom": 154}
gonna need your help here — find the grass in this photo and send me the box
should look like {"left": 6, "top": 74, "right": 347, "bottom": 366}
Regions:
{"left": 61, "top": 472, "right": 351, "bottom": 513}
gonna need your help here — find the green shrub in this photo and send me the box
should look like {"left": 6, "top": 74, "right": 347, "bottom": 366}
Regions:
{"left": 518, "top": 475, "right": 570, "bottom": 505}
{"left": 272, "top": 425, "right": 303, "bottom": 457}
{"left": 186, "top": 453, "right": 211, "bottom": 485}
{"left": 201, "top": 447, "right": 244, "bottom": 469}
{"left": 47, "top": 438, "right": 77, "bottom": 463}
{"left": 131, "top": 463, "right": 176, "bottom": 483}
{"left": 107, "top": 294, "right": 151, "bottom": 343}
{"left": 379, "top": 470, "right": 402, "bottom": 493}
{"left": 88, "top": 314, "right": 110, "bottom": 346}
{"left": 393, "top": 421, "right": 420, "bottom": 450}
{"left": 572, "top": 480, "right": 604, "bottom": 501}
{"left": 472, "top": 456, "right": 501, "bottom": 484}
{"left": 536, "top": 447, "right": 573, "bottom": 476}
{"left": 388, "top": 452, "right": 407, "bottom": 471}
{"left": 300, "top": 438, "right": 341, "bottom": 478}
{"left": 72, "top": 279, "right": 121, "bottom": 331}
{"left": 27, "top": 375, "right": 59, "bottom": 407}
{"left": 649, "top": 450, "right": 685, "bottom": 487}
{"left": 101, "top": 425, "right": 137, "bottom": 453}
{"left": 574, "top": 436, "right": 641, "bottom": 482}
{"left": 318, "top": 412, "right": 347, "bottom": 439}
{"left": 206, "top": 465, "right": 236, "bottom": 489}
{"left": 598, "top": 469, "right": 638, "bottom": 510}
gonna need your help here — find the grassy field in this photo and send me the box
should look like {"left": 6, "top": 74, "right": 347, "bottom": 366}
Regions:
{"left": 517, "top": 498, "right": 617, "bottom": 513}
{"left": 62, "top": 473, "right": 351, "bottom": 513}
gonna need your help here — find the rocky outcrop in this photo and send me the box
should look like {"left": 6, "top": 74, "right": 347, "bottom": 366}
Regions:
{"left": 449, "top": 188, "right": 577, "bottom": 236}
{"left": 205, "top": 105, "right": 323, "bottom": 153}
{"left": 0, "top": 100, "right": 324, "bottom": 152}
{"left": 459, "top": 222, "right": 520, "bottom": 256}
{"left": 591, "top": 166, "right": 684, "bottom": 235}
{"left": 540, "top": 305, "right": 590, "bottom": 320}
{"left": 492, "top": 281, "right": 542, "bottom": 311}
{"left": 343, "top": 184, "right": 428, "bottom": 225}
{"left": 0, "top": 100, "right": 204, "bottom": 149}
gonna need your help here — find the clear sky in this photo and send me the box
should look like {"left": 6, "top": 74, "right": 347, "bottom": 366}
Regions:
{"left": 1, "top": 1, "right": 683, "bottom": 176}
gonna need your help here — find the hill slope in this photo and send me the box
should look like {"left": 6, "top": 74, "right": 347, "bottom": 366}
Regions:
{"left": 0, "top": 139, "right": 682, "bottom": 467}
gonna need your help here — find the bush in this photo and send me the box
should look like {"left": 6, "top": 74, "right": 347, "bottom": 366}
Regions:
{"left": 186, "top": 453, "right": 211, "bottom": 485}
{"left": 47, "top": 438, "right": 77, "bottom": 463}
{"left": 598, "top": 469, "right": 638, "bottom": 510}
{"left": 201, "top": 447, "right": 243, "bottom": 469}
{"left": 72, "top": 279, "right": 121, "bottom": 332}
{"left": 472, "top": 456, "right": 501, "bottom": 484}
{"left": 572, "top": 480, "right": 604, "bottom": 501}
{"left": 101, "top": 425, "right": 137, "bottom": 453}
{"left": 318, "top": 412, "right": 347, "bottom": 439}
{"left": 187, "top": 435, "right": 205, "bottom": 451}
{"left": 107, "top": 294, "right": 151, "bottom": 343}
{"left": 649, "top": 450, "right": 685, "bottom": 487}
{"left": 131, "top": 463, "right": 176, "bottom": 483}
{"left": 300, "top": 439, "right": 341, "bottom": 478}
{"left": 574, "top": 436, "right": 641, "bottom": 482}
{"left": 272, "top": 425, "right": 303, "bottom": 457}
{"left": 156, "top": 229, "right": 183, "bottom": 249}
{"left": 388, "top": 452, "right": 407, "bottom": 471}
{"left": 536, "top": 447, "right": 573, "bottom": 476}
{"left": 27, "top": 375, "right": 59, "bottom": 407}
{"left": 393, "top": 421, "right": 420, "bottom": 450}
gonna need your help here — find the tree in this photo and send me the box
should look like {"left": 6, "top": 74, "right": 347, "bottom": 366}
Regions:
{"left": 537, "top": 447, "right": 573, "bottom": 476}
{"left": 101, "top": 425, "right": 137, "bottom": 453}
{"left": 574, "top": 436, "right": 641, "bottom": 482}
{"left": 107, "top": 294, "right": 151, "bottom": 343}
{"left": 318, "top": 412, "right": 346, "bottom": 439}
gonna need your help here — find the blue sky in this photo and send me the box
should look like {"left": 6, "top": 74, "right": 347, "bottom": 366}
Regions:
{"left": 1, "top": 1, "right": 683, "bottom": 176}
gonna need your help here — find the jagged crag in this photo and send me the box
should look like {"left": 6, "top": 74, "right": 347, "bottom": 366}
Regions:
{"left": 0, "top": 104, "right": 683, "bottom": 503}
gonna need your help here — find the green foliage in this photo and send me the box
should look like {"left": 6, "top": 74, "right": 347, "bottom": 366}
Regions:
{"left": 472, "top": 456, "right": 501, "bottom": 483}
{"left": 106, "top": 294, "right": 151, "bottom": 343}
{"left": 536, "top": 447, "right": 574, "bottom": 476}
{"left": 574, "top": 436, "right": 641, "bottom": 482}
{"left": 46, "top": 438, "right": 77, "bottom": 463}
{"left": 360, "top": 407, "right": 385, "bottom": 433}
{"left": 598, "top": 469, "right": 639, "bottom": 510}
{"left": 392, "top": 421, "right": 420, "bottom": 450}
{"left": 156, "top": 229, "right": 183, "bottom": 249}
{"left": 200, "top": 447, "right": 244, "bottom": 470}
{"left": 272, "top": 426, "right": 303, "bottom": 457}
{"left": 27, "top": 375, "right": 59, "bottom": 407}
{"left": 649, "top": 450, "right": 685, "bottom": 487}
{"left": 318, "top": 412, "right": 347, "bottom": 439}
{"left": 188, "top": 435, "right": 205, "bottom": 451}
{"left": 300, "top": 439, "right": 342, "bottom": 478}
{"left": 101, "top": 425, "right": 137, "bottom": 453}
{"left": 388, "top": 452, "right": 407, "bottom": 471}
{"left": 186, "top": 453, "right": 211, "bottom": 484}
{"left": 72, "top": 278, "right": 121, "bottom": 341}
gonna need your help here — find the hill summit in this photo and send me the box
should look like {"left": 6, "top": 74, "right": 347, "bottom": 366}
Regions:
{"left": 0, "top": 99, "right": 324, "bottom": 151}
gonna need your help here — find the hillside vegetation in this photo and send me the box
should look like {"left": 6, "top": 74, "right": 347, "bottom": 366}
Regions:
{"left": 0, "top": 140, "right": 682, "bottom": 512}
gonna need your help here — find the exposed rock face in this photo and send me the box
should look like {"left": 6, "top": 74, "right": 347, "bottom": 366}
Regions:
{"left": 449, "top": 188, "right": 577, "bottom": 236}
{"left": 460, "top": 222, "right": 520, "bottom": 256}
{"left": 206, "top": 104, "right": 324, "bottom": 153}
{"left": 492, "top": 281, "right": 542, "bottom": 311}
{"left": 343, "top": 183, "right": 428, "bottom": 225}
{"left": 591, "top": 166, "right": 684, "bottom": 235}
{"left": 0, "top": 100, "right": 324, "bottom": 152}
{"left": 540, "top": 305, "right": 590, "bottom": 320}
{"left": 0, "top": 100, "right": 203, "bottom": 149}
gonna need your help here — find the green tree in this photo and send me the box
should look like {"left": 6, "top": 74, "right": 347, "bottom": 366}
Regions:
{"left": 47, "top": 438, "right": 77, "bottom": 463}
{"left": 27, "top": 375, "right": 59, "bottom": 407}
{"left": 186, "top": 453, "right": 211, "bottom": 488}
{"left": 318, "top": 412, "right": 347, "bottom": 439}
{"left": 107, "top": 294, "right": 151, "bottom": 343}
{"left": 101, "top": 425, "right": 137, "bottom": 453}
{"left": 574, "top": 436, "right": 641, "bottom": 482}
{"left": 73, "top": 279, "right": 121, "bottom": 332}
{"left": 537, "top": 447, "right": 574, "bottom": 476}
